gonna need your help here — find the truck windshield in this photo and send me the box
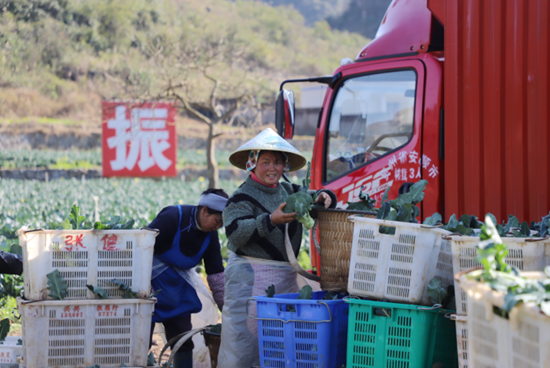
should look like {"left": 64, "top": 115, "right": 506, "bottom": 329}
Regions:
{"left": 325, "top": 69, "right": 416, "bottom": 182}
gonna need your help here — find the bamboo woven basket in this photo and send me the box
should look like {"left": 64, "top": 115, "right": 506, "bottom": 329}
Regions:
{"left": 203, "top": 330, "right": 221, "bottom": 368}
{"left": 313, "top": 208, "right": 377, "bottom": 292}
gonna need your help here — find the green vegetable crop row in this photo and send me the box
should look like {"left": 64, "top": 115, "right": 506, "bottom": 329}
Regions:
{"left": 0, "top": 149, "right": 237, "bottom": 170}
{"left": 0, "top": 177, "right": 240, "bottom": 237}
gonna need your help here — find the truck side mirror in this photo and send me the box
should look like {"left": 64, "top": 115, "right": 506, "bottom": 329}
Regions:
{"left": 275, "top": 89, "right": 295, "bottom": 139}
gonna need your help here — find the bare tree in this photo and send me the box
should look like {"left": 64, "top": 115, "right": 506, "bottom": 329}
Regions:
{"left": 116, "top": 29, "right": 265, "bottom": 188}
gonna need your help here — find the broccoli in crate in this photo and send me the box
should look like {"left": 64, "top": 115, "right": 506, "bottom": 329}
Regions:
{"left": 282, "top": 162, "right": 316, "bottom": 230}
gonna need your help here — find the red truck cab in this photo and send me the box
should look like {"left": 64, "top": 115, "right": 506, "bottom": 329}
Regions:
{"left": 278, "top": 0, "right": 444, "bottom": 217}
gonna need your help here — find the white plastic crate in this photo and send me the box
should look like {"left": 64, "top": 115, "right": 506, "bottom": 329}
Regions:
{"left": 459, "top": 272, "right": 550, "bottom": 368}
{"left": 0, "top": 336, "right": 23, "bottom": 368}
{"left": 453, "top": 315, "right": 468, "bottom": 368}
{"left": 17, "top": 297, "right": 155, "bottom": 368}
{"left": 18, "top": 361, "right": 161, "bottom": 368}
{"left": 17, "top": 362, "right": 161, "bottom": 368}
{"left": 347, "top": 216, "right": 452, "bottom": 305}
{"left": 18, "top": 228, "right": 157, "bottom": 300}
{"left": 446, "top": 235, "right": 550, "bottom": 315}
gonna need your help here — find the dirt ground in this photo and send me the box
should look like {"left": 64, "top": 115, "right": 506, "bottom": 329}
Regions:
{"left": 149, "top": 327, "right": 218, "bottom": 368}
{"left": 150, "top": 330, "right": 172, "bottom": 365}
{"left": 0, "top": 115, "right": 271, "bottom": 141}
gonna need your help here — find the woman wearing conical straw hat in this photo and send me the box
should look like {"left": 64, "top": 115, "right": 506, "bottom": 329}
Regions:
{"left": 218, "top": 128, "right": 336, "bottom": 368}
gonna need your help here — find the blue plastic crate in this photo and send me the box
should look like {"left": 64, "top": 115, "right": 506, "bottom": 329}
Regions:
{"left": 251, "top": 291, "right": 348, "bottom": 368}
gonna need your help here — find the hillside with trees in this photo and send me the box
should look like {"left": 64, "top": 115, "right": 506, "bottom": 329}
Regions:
{"left": 0, "top": 0, "right": 370, "bottom": 125}
{"left": 255, "top": 0, "right": 393, "bottom": 39}
{"left": 327, "top": 0, "right": 392, "bottom": 39}
{"left": 255, "top": 0, "right": 350, "bottom": 26}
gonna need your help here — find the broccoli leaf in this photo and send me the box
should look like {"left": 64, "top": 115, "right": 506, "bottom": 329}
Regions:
{"left": 467, "top": 217, "right": 550, "bottom": 319}
{"left": 456, "top": 224, "right": 474, "bottom": 236}
{"left": 93, "top": 216, "right": 135, "bottom": 230}
{"left": 442, "top": 213, "right": 478, "bottom": 235}
{"left": 298, "top": 285, "right": 313, "bottom": 300}
{"left": 150, "top": 289, "right": 162, "bottom": 298}
{"left": 69, "top": 205, "right": 86, "bottom": 230}
{"left": 381, "top": 185, "right": 391, "bottom": 204}
{"left": 111, "top": 279, "right": 138, "bottom": 298}
{"left": 93, "top": 221, "right": 110, "bottom": 230}
{"left": 427, "top": 278, "right": 448, "bottom": 304}
{"left": 9, "top": 244, "right": 22, "bottom": 256}
{"left": 386, "top": 208, "right": 398, "bottom": 221}
{"left": 459, "top": 214, "right": 470, "bottom": 227}
{"left": 539, "top": 213, "right": 550, "bottom": 237}
{"left": 207, "top": 323, "right": 222, "bottom": 334}
{"left": 485, "top": 213, "right": 498, "bottom": 228}
{"left": 481, "top": 216, "right": 504, "bottom": 245}
{"left": 347, "top": 186, "right": 377, "bottom": 211}
{"left": 396, "top": 203, "right": 414, "bottom": 223}
{"left": 109, "top": 216, "right": 121, "bottom": 228}
{"left": 86, "top": 284, "right": 109, "bottom": 299}
{"left": 122, "top": 220, "right": 135, "bottom": 229}
{"left": 47, "top": 269, "right": 68, "bottom": 300}
{"left": 376, "top": 180, "right": 426, "bottom": 226}
{"left": 423, "top": 213, "right": 442, "bottom": 226}
{"left": 0, "top": 225, "right": 17, "bottom": 239}
{"left": 147, "top": 352, "right": 155, "bottom": 366}
{"left": 519, "top": 222, "right": 531, "bottom": 237}
{"left": 394, "top": 179, "right": 427, "bottom": 205}
{"left": 504, "top": 215, "right": 521, "bottom": 233}
{"left": 265, "top": 284, "right": 275, "bottom": 298}
{"left": 322, "top": 291, "right": 339, "bottom": 300}
{"left": 376, "top": 201, "right": 393, "bottom": 221}
{"left": 0, "top": 319, "right": 10, "bottom": 342}
{"left": 495, "top": 224, "right": 506, "bottom": 237}
{"left": 447, "top": 214, "right": 459, "bottom": 229}
{"left": 61, "top": 218, "right": 72, "bottom": 230}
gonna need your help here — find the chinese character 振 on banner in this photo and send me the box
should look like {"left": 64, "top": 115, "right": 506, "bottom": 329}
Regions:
{"left": 102, "top": 101, "right": 178, "bottom": 177}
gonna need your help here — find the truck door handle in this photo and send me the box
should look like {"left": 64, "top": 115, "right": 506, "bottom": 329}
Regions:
{"left": 399, "top": 182, "right": 414, "bottom": 195}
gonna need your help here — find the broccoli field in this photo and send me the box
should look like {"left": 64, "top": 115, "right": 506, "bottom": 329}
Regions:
{"left": 0, "top": 176, "right": 312, "bottom": 269}
{"left": 0, "top": 177, "right": 240, "bottom": 229}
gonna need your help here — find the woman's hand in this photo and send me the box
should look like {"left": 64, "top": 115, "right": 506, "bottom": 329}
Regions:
{"left": 270, "top": 202, "right": 296, "bottom": 225}
{"left": 315, "top": 192, "right": 332, "bottom": 209}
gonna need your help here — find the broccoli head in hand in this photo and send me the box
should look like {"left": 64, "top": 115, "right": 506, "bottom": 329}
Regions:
{"left": 283, "top": 192, "right": 315, "bottom": 230}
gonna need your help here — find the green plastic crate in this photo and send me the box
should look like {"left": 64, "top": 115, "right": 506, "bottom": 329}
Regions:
{"left": 346, "top": 298, "right": 458, "bottom": 368}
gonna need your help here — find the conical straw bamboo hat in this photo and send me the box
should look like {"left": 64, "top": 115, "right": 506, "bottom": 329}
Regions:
{"left": 229, "top": 128, "right": 307, "bottom": 172}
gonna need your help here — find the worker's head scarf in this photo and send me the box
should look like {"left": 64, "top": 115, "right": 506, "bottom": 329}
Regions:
{"left": 197, "top": 193, "right": 227, "bottom": 212}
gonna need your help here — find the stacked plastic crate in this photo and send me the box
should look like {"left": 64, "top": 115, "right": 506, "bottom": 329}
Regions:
{"left": 458, "top": 271, "right": 550, "bottom": 368}
{"left": 0, "top": 336, "right": 24, "bottom": 368}
{"left": 16, "top": 228, "right": 158, "bottom": 368}
{"left": 345, "top": 216, "right": 458, "bottom": 368}
{"left": 251, "top": 290, "right": 349, "bottom": 368}
{"left": 445, "top": 235, "right": 550, "bottom": 368}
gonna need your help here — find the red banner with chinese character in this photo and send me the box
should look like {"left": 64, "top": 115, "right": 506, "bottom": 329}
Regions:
{"left": 102, "top": 101, "right": 178, "bottom": 177}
